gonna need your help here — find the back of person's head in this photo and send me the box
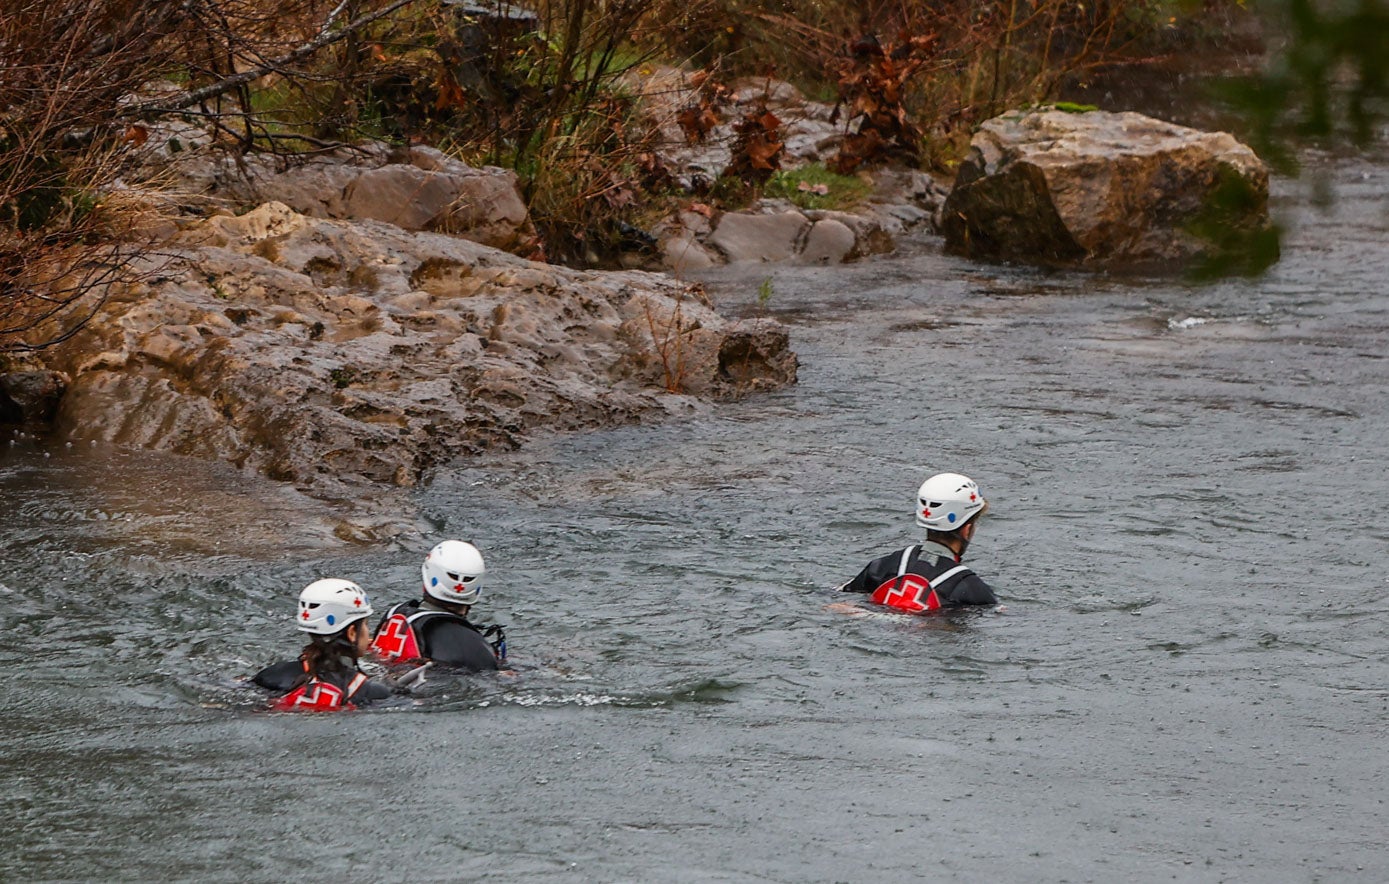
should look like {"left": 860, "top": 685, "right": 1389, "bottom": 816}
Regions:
{"left": 294, "top": 578, "right": 373, "bottom": 679}
{"left": 915, "top": 472, "right": 987, "bottom": 541}
{"left": 421, "top": 540, "right": 486, "bottom": 607}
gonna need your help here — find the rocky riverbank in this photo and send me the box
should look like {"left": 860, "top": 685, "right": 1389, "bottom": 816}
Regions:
{"left": 0, "top": 72, "right": 915, "bottom": 514}
{"left": 10, "top": 202, "right": 795, "bottom": 521}
{"left": 0, "top": 79, "right": 1274, "bottom": 523}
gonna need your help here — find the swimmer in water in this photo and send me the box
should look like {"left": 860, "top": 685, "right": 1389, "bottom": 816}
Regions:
{"left": 369, "top": 540, "right": 506, "bottom": 672}
{"left": 837, "top": 472, "right": 997, "bottom": 612}
{"left": 253, "top": 579, "right": 392, "bottom": 711}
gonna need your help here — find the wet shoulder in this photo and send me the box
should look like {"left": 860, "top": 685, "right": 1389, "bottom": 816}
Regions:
{"left": 418, "top": 617, "right": 499, "bottom": 671}
{"left": 355, "top": 678, "right": 393, "bottom": 703}
{"left": 252, "top": 659, "right": 302, "bottom": 693}
{"left": 842, "top": 545, "right": 918, "bottom": 592}
{"left": 942, "top": 570, "right": 996, "bottom": 606}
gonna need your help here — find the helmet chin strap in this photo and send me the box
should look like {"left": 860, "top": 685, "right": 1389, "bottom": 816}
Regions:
{"left": 955, "top": 518, "right": 980, "bottom": 560}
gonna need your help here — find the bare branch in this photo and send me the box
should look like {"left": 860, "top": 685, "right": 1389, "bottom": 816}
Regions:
{"left": 319, "top": 0, "right": 355, "bottom": 38}
{"left": 119, "top": 0, "right": 421, "bottom": 119}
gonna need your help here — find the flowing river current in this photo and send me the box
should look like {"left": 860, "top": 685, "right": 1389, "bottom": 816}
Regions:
{"left": 2, "top": 158, "right": 1386, "bottom": 882}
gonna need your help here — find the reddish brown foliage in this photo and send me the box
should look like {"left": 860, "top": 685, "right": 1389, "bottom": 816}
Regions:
{"left": 723, "top": 103, "right": 784, "bottom": 184}
{"left": 677, "top": 104, "right": 721, "bottom": 143}
{"left": 676, "top": 69, "right": 732, "bottom": 144}
{"left": 831, "top": 33, "right": 937, "bottom": 174}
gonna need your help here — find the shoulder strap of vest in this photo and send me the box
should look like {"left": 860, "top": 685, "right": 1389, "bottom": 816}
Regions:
{"left": 405, "top": 609, "right": 466, "bottom": 627}
{"left": 345, "top": 671, "right": 369, "bottom": 701}
{"left": 930, "top": 564, "right": 973, "bottom": 591}
{"left": 889, "top": 545, "right": 921, "bottom": 595}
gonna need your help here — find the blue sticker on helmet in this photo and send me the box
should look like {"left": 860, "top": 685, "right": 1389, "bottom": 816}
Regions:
{"left": 947, "top": 513, "right": 956, "bottom": 523}
{"left": 431, "top": 577, "right": 438, "bottom": 586}
{"left": 327, "top": 614, "right": 336, "bottom": 625}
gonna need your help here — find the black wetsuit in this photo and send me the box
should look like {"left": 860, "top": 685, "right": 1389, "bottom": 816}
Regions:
{"left": 369, "top": 598, "right": 501, "bottom": 672}
{"left": 841, "top": 540, "right": 996, "bottom": 611}
{"left": 252, "top": 657, "right": 391, "bottom": 710}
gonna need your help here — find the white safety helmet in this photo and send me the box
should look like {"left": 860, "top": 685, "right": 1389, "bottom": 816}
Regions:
{"left": 915, "top": 472, "right": 987, "bottom": 532}
{"left": 295, "top": 578, "right": 373, "bottom": 635}
{"left": 421, "top": 540, "right": 486, "bottom": 606}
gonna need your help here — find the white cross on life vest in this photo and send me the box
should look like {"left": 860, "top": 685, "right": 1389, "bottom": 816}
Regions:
{"left": 292, "top": 681, "right": 344, "bottom": 710}
{"left": 370, "top": 615, "right": 416, "bottom": 661}
{"left": 875, "top": 574, "right": 939, "bottom": 612}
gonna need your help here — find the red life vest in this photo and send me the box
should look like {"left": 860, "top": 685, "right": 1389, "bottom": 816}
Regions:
{"left": 868, "top": 546, "right": 971, "bottom": 613}
{"left": 271, "top": 666, "right": 369, "bottom": 712}
{"left": 370, "top": 602, "right": 505, "bottom": 667}
{"left": 370, "top": 609, "right": 425, "bottom": 663}
{"left": 871, "top": 573, "right": 941, "bottom": 612}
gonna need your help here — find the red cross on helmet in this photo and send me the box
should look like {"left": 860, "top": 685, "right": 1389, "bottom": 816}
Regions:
{"left": 915, "top": 472, "right": 987, "bottom": 532}
{"left": 422, "top": 540, "right": 486, "bottom": 606}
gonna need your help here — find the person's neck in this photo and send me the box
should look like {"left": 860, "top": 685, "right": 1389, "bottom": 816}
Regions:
{"left": 924, "top": 536, "right": 964, "bottom": 561}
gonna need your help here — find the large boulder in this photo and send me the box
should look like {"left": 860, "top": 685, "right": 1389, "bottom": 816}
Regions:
{"left": 340, "top": 146, "right": 531, "bottom": 249}
{"left": 940, "top": 108, "right": 1276, "bottom": 273}
{"left": 38, "top": 203, "right": 797, "bottom": 498}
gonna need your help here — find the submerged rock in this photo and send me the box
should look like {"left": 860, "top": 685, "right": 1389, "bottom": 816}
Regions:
{"left": 941, "top": 108, "right": 1276, "bottom": 273}
{"left": 39, "top": 203, "right": 797, "bottom": 498}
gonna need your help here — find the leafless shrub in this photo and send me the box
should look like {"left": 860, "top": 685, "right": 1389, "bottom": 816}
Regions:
{"left": 117, "top": 0, "right": 421, "bottom": 151}
{"left": 400, "top": 0, "right": 709, "bottom": 264}
{"left": 0, "top": 0, "right": 187, "bottom": 351}
{"left": 0, "top": 0, "right": 423, "bottom": 351}
{"left": 641, "top": 293, "right": 689, "bottom": 394}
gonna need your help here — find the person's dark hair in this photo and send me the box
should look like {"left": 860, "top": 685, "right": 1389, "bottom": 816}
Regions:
{"left": 291, "top": 628, "right": 360, "bottom": 688}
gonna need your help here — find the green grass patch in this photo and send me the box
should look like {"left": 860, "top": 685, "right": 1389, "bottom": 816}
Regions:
{"left": 762, "top": 164, "right": 871, "bottom": 211}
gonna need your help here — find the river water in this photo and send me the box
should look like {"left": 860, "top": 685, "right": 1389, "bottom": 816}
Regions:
{"left": 2, "top": 158, "right": 1386, "bottom": 882}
